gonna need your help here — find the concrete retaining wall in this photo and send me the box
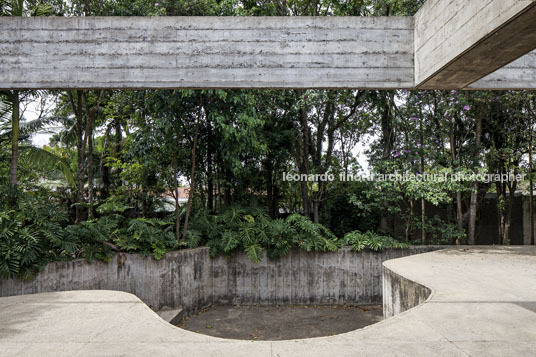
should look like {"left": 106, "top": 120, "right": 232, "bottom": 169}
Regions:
{"left": 382, "top": 264, "right": 431, "bottom": 319}
{"left": 0, "top": 246, "right": 441, "bottom": 315}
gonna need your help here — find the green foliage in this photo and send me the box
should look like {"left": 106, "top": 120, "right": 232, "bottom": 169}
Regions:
{"left": 0, "top": 210, "right": 47, "bottom": 279}
{"left": 0, "top": 190, "right": 73, "bottom": 279}
{"left": 343, "top": 230, "right": 409, "bottom": 252}
{"left": 122, "top": 218, "right": 176, "bottom": 259}
{"left": 192, "top": 207, "right": 402, "bottom": 263}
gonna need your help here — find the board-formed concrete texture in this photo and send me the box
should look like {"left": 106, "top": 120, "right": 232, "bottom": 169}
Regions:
{"left": 1, "top": 247, "right": 536, "bottom": 356}
{"left": 415, "top": 0, "right": 536, "bottom": 89}
{"left": 0, "top": 246, "right": 441, "bottom": 313}
{"left": 0, "top": 16, "right": 415, "bottom": 89}
{"left": 1, "top": 0, "right": 536, "bottom": 90}
{"left": 470, "top": 49, "right": 536, "bottom": 90}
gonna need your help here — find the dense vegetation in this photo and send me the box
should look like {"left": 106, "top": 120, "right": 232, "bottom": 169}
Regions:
{"left": 1, "top": 0, "right": 535, "bottom": 278}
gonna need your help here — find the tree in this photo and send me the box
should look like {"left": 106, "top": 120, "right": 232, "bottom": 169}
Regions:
{"left": 1, "top": 0, "right": 54, "bottom": 200}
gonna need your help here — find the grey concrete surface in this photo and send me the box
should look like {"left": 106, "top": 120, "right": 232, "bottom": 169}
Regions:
{"left": 156, "top": 308, "right": 184, "bottom": 325}
{"left": 0, "top": 16, "right": 415, "bottom": 89}
{"left": 1, "top": 246, "right": 535, "bottom": 356}
{"left": 2, "top": 2, "right": 536, "bottom": 90}
{"left": 415, "top": 0, "right": 536, "bottom": 89}
{"left": 470, "top": 50, "right": 536, "bottom": 90}
{"left": 382, "top": 266, "right": 430, "bottom": 319}
{"left": 0, "top": 246, "right": 442, "bottom": 314}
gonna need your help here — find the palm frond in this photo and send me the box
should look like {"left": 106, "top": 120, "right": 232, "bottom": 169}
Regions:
{"left": 19, "top": 145, "right": 76, "bottom": 186}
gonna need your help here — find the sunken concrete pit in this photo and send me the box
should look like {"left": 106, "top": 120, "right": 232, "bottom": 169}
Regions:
{"left": 0, "top": 246, "right": 442, "bottom": 317}
{"left": 2, "top": 247, "right": 536, "bottom": 356}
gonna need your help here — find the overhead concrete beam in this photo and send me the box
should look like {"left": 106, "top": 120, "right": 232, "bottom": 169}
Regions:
{"left": 0, "top": 16, "right": 415, "bottom": 90}
{"left": 2, "top": 2, "right": 536, "bottom": 90}
{"left": 469, "top": 50, "right": 536, "bottom": 90}
{"left": 415, "top": 0, "right": 536, "bottom": 89}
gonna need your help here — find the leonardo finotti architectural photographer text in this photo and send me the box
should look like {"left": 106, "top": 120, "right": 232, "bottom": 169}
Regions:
{"left": 282, "top": 172, "right": 526, "bottom": 183}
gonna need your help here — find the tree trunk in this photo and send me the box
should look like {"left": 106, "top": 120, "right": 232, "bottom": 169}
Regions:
{"left": 313, "top": 200, "right": 319, "bottom": 224}
{"left": 456, "top": 192, "right": 463, "bottom": 244}
{"left": 380, "top": 93, "right": 395, "bottom": 230}
{"left": 87, "top": 130, "right": 95, "bottom": 219}
{"left": 272, "top": 184, "right": 280, "bottom": 219}
{"left": 449, "top": 123, "right": 463, "bottom": 244}
{"left": 265, "top": 159, "right": 274, "bottom": 218}
{"left": 419, "top": 111, "right": 427, "bottom": 245}
{"left": 9, "top": 90, "right": 19, "bottom": 198}
{"left": 405, "top": 200, "right": 415, "bottom": 242}
{"left": 183, "top": 96, "right": 202, "bottom": 240}
{"left": 173, "top": 156, "right": 181, "bottom": 242}
{"left": 504, "top": 180, "right": 517, "bottom": 245}
{"left": 530, "top": 104, "right": 535, "bottom": 245}
{"left": 467, "top": 110, "right": 483, "bottom": 244}
{"left": 100, "top": 126, "right": 111, "bottom": 200}
{"left": 496, "top": 181, "right": 506, "bottom": 244}
{"left": 206, "top": 118, "right": 214, "bottom": 213}
{"left": 73, "top": 91, "right": 85, "bottom": 223}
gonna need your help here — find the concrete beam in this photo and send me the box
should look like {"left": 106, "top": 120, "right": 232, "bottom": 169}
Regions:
{"left": 2, "top": 3, "right": 536, "bottom": 90}
{"left": 469, "top": 49, "right": 536, "bottom": 89}
{"left": 0, "top": 16, "right": 415, "bottom": 89}
{"left": 415, "top": 0, "right": 536, "bottom": 89}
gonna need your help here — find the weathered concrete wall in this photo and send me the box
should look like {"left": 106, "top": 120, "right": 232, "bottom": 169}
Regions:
{"left": 0, "top": 16, "right": 414, "bottom": 89}
{"left": 382, "top": 265, "right": 430, "bottom": 319}
{"left": 212, "top": 246, "right": 439, "bottom": 306}
{"left": 470, "top": 50, "right": 536, "bottom": 90}
{"left": 0, "top": 248, "right": 214, "bottom": 314}
{"left": 415, "top": 0, "right": 536, "bottom": 89}
{"left": 0, "top": 246, "right": 442, "bottom": 314}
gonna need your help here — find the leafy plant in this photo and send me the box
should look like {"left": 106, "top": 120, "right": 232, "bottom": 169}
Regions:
{"left": 118, "top": 217, "right": 176, "bottom": 259}
{"left": 343, "top": 230, "right": 409, "bottom": 252}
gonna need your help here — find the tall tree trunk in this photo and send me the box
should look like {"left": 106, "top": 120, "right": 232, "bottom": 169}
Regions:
{"left": 69, "top": 90, "right": 104, "bottom": 223}
{"left": 419, "top": 110, "right": 427, "bottom": 244}
{"left": 380, "top": 92, "right": 395, "bottom": 232}
{"left": 468, "top": 110, "right": 483, "bottom": 245}
{"left": 294, "top": 90, "right": 311, "bottom": 218}
{"left": 72, "top": 91, "right": 85, "bottom": 223}
{"left": 206, "top": 118, "right": 214, "bottom": 213}
{"left": 504, "top": 179, "right": 517, "bottom": 245}
{"left": 530, "top": 103, "right": 535, "bottom": 245}
{"left": 456, "top": 192, "right": 463, "bottom": 244}
{"left": 173, "top": 157, "right": 181, "bottom": 242}
{"left": 114, "top": 117, "right": 123, "bottom": 179}
{"left": 87, "top": 130, "right": 95, "bottom": 219}
{"left": 100, "top": 126, "right": 111, "bottom": 200}
{"left": 497, "top": 181, "right": 506, "bottom": 244}
{"left": 183, "top": 96, "right": 202, "bottom": 240}
{"left": 9, "top": 90, "right": 19, "bottom": 198}
{"left": 449, "top": 122, "right": 463, "bottom": 244}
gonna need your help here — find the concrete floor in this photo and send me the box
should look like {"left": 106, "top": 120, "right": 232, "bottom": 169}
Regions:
{"left": 1, "top": 246, "right": 536, "bottom": 356}
{"left": 178, "top": 304, "right": 382, "bottom": 340}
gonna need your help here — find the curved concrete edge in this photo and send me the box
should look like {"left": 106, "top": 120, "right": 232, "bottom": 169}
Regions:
{"left": 0, "top": 246, "right": 444, "bottom": 315}
{"left": 2, "top": 247, "right": 536, "bottom": 356}
{"left": 382, "top": 264, "right": 431, "bottom": 319}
